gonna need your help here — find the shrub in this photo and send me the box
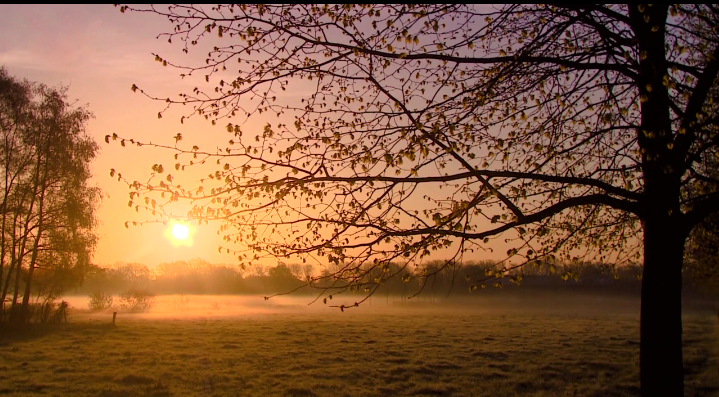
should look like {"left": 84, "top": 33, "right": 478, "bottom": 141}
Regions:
{"left": 170, "top": 295, "right": 190, "bottom": 311}
{"left": 88, "top": 292, "right": 114, "bottom": 311}
{"left": 118, "top": 289, "right": 156, "bottom": 313}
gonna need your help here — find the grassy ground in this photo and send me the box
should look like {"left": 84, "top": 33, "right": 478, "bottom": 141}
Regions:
{"left": 0, "top": 294, "right": 717, "bottom": 397}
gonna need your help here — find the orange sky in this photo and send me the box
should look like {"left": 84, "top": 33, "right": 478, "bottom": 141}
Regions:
{"left": 0, "top": 4, "right": 523, "bottom": 268}
{"left": 0, "top": 4, "right": 245, "bottom": 266}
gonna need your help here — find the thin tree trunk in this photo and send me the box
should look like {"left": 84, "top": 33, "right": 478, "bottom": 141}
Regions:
{"left": 0, "top": 112, "right": 15, "bottom": 320}
{"left": 21, "top": 187, "right": 46, "bottom": 322}
{"left": 9, "top": 249, "right": 23, "bottom": 322}
{"left": 9, "top": 206, "right": 38, "bottom": 324}
{"left": 0, "top": 150, "right": 31, "bottom": 320}
{"left": 9, "top": 156, "right": 42, "bottom": 324}
{"left": 0, "top": 133, "right": 16, "bottom": 318}
{"left": 0, "top": 211, "right": 22, "bottom": 310}
{"left": 1, "top": 257, "right": 14, "bottom": 317}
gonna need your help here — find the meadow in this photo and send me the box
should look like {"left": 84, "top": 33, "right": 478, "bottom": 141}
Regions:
{"left": 0, "top": 293, "right": 717, "bottom": 397}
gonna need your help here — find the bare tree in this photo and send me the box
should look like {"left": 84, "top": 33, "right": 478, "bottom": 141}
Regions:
{"left": 113, "top": 5, "right": 719, "bottom": 396}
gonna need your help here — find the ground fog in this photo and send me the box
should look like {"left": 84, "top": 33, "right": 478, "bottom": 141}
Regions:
{"left": 0, "top": 292, "right": 717, "bottom": 397}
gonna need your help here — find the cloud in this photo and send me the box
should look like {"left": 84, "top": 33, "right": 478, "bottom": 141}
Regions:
{"left": 0, "top": 47, "right": 54, "bottom": 72}
{"left": 0, "top": 5, "right": 179, "bottom": 86}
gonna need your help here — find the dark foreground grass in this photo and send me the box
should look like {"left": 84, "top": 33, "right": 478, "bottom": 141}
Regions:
{"left": 0, "top": 295, "right": 717, "bottom": 397}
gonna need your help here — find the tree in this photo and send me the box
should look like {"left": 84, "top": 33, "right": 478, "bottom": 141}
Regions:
{"left": 114, "top": 5, "right": 719, "bottom": 396}
{"left": 0, "top": 67, "right": 101, "bottom": 325}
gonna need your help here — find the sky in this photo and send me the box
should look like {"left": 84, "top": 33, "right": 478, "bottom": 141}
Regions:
{"left": 0, "top": 4, "right": 522, "bottom": 270}
{"left": 0, "top": 4, "right": 244, "bottom": 267}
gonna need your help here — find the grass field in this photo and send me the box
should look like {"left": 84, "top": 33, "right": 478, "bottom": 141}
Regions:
{"left": 0, "top": 294, "right": 717, "bottom": 397}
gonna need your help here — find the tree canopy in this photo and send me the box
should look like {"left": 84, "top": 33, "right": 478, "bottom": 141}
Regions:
{"left": 114, "top": 5, "right": 719, "bottom": 396}
{"left": 0, "top": 67, "right": 101, "bottom": 325}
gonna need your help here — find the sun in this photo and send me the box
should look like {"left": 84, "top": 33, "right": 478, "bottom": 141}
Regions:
{"left": 164, "top": 221, "right": 195, "bottom": 247}
{"left": 172, "top": 224, "right": 189, "bottom": 240}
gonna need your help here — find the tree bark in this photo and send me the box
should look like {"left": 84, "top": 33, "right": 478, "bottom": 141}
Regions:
{"left": 641, "top": 215, "right": 686, "bottom": 397}
{"left": 627, "top": 4, "right": 686, "bottom": 395}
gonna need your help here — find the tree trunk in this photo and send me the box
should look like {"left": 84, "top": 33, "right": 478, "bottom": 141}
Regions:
{"left": 9, "top": 249, "right": 24, "bottom": 323}
{"left": 0, "top": 256, "right": 16, "bottom": 322}
{"left": 10, "top": 134, "right": 44, "bottom": 324}
{"left": 0, "top": 212, "right": 22, "bottom": 318}
{"left": 20, "top": 184, "right": 47, "bottom": 323}
{"left": 9, "top": 204, "right": 37, "bottom": 324}
{"left": 640, "top": 215, "right": 686, "bottom": 397}
{"left": 627, "top": 4, "right": 687, "bottom": 396}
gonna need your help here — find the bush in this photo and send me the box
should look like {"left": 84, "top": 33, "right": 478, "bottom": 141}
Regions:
{"left": 23, "top": 300, "right": 69, "bottom": 323}
{"left": 170, "top": 295, "right": 190, "bottom": 311}
{"left": 118, "top": 289, "right": 156, "bottom": 313}
{"left": 88, "top": 292, "right": 114, "bottom": 311}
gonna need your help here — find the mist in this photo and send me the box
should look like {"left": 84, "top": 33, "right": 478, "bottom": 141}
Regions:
{"left": 62, "top": 291, "right": 651, "bottom": 320}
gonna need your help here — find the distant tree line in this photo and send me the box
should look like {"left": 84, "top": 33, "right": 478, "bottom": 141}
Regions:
{"left": 0, "top": 68, "right": 100, "bottom": 326}
{"left": 78, "top": 257, "right": 660, "bottom": 299}
{"left": 80, "top": 258, "right": 306, "bottom": 296}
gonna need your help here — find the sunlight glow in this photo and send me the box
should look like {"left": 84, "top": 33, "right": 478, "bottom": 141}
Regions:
{"left": 164, "top": 221, "right": 195, "bottom": 247}
{"left": 172, "top": 224, "right": 189, "bottom": 240}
